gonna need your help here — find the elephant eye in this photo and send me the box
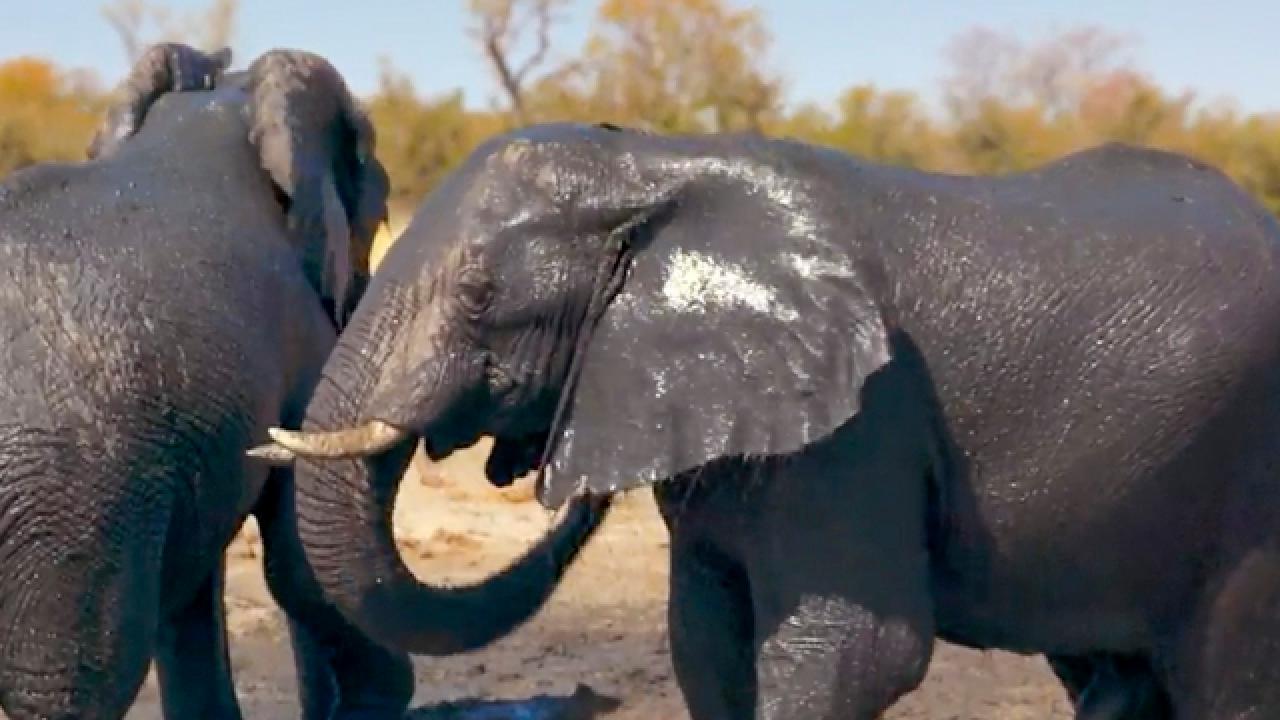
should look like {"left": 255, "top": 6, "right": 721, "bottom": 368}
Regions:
{"left": 457, "top": 268, "right": 492, "bottom": 316}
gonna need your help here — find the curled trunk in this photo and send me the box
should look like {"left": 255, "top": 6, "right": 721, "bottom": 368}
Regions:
{"left": 291, "top": 308, "right": 608, "bottom": 655}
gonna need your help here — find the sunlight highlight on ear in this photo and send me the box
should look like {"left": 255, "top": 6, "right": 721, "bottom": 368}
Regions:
{"left": 660, "top": 248, "right": 799, "bottom": 322}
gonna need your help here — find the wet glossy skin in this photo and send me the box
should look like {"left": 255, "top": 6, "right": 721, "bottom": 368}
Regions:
{"left": 0, "top": 44, "right": 400, "bottom": 720}
{"left": 285, "top": 123, "right": 1280, "bottom": 718}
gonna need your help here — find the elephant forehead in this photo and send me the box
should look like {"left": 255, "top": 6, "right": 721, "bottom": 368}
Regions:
{"left": 658, "top": 248, "right": 798, "bottom": 323}
{"left": 142, "top": 84, "right": 248, "bottom": 137}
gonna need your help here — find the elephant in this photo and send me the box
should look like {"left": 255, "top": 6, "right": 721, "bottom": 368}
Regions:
{"left": 0, "top": 45, "right": 606, "bottom": 720}
{"left": 255, "top": 120, "right": 1280, "bottom": 719}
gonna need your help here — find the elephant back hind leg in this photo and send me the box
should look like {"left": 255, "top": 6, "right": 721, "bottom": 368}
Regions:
{"left": 1162, "top": 541, "right": 1280, "bottom": 719}
{"left": 153, "top": 554, "right": 242, "bottom": 720}
{"left": 0, "top": 517, "right": 164, "bottom": 719}
{"left": 253, "top": 467, "right": 413, "bottom": 720}
{"left": 1157, "top": 402, "right": 1280, "bottom": 718}
{"left": 0, "top": 436, "right": 174, "bottom": 719}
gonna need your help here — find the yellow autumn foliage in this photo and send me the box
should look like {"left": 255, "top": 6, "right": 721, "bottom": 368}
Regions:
{"left": 3, "top": 3, "right": 1280, "bottom": 218}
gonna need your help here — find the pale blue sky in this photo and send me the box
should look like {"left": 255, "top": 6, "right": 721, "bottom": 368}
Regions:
{"left": 3, "top": 0, "right": 1279, "bottom": 114}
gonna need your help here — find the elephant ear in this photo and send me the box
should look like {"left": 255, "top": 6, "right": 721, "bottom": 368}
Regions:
{"left": 87, "top": 43, "right": 231, "bottom": 159}
{"left": 537, "top": 192, "right": 892, "bottom": 507}
{"left": 246, "top": 49, "right": 390, "bottom": 329}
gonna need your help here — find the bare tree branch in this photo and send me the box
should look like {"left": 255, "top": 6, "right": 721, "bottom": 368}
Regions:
{"left": 101, "top": 0, "right": 238, "bottom": 64}
{"left": 478, "top": 1, "right": 525, "bottom": 119}
{"left": 512, "top": 0, "right": 555, "bottom": 86}
{"left": 468, "top": 0, "right": 566, "bottom": 123}
{"left": 102, "top": 0, "right": 149, "bottom": 63}
{"left": 193, "top": 0, "right": 238, "bottom": 53}
{"left": 943, "top": 24, "right": 1135, "bottom": 120}
{"left": 942, "top": 26, "right": 1021, "bottom": 119}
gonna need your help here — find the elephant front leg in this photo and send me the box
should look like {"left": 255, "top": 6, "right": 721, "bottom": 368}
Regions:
{"left": 154, "top": 558, "right": 242, "bottom": 720}
{"left": 255, "top": 469, "right": 414, "bottom": 720}
{"left": 745, "top": 452, "right": 936, "bottom": 718}
{"left": 667, "top": 530, "right": 758, "bottom": 719}
{"left": 753, "top": 590, "right": 933, "bottom": 719}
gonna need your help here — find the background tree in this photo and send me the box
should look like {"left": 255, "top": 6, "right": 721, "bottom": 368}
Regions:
{"left": 942, "top": 25, "right": 1148, "bottom": 173}
{"left": 774, "top": 86, "right": 943, "bottom": 169}
{"left": 0, "top": 58, "right": 103, "bottom": 177}
{"left": 5, "top": 3, "right": 1280, "bottom": 224}
{"left": 943, "top": 25, "right": 1134, "bottom": 120}
{"left": 550, "top": 0, "right": 783, "bottom": 133}
{"left": 1075, "top": 70, "right": 1192, "bottom": 145}
{"left": 941, "top": 26, "right": 1024, "bottom": 122}
{"left": 467, "top": 0, "right": 569, "bottom": 124}
{"left": 102, "top": 0, "right": 239, "bottom": 62}
{"left": 365, "top": 59, "right": 504, "bottom": 217}
{"left": 101, "top": 0, "right": 151, "bottom": 64}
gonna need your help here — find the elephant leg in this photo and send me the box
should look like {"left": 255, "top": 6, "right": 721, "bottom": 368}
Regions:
{"left": 751, "top": 589, "right": 933, "bottom": 720}
{"left": 1048, "top": 654, "right": 1096, "bottom": 705}
{"left": 254, "top": 468, "right": 414, "bottom": 720}
{"left": 666, "top": 530, "right": 757, "bottom": 719}
{"left": 745, "top": 451, "right": 935, "bottom": 718}
{"left": 0, "top": 536, "right": 159, "bottom": 720}
{"left": 154, "top": 558, "right": 242, "bottom": 719}
{"left": 283, "top": 613, "right": 339, "bottom": 719}
{"left": 1049, "top": 654, "right": 1172, "bottom": 720}
{"left": 1165, "top": 545, "right": 1280, "bottom": 719}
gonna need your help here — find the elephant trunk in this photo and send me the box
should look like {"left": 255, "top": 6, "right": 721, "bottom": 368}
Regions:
{"left": 291, "top": 305, "right": 609, "bottom": 656}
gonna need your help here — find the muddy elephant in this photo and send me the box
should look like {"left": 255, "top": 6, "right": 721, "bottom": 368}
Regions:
{"left": 0, "top": 46, "right": 605, "bottom": 720}
{"left": 257, "top": 121, "right": 1280, "bottom": 719}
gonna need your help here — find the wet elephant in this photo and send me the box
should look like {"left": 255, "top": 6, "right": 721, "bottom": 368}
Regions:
{"left": 261, "top": 122, "right": 1280, "bottom": 719}
{"left": 0, "top": 46, "right": 605, "bottom": 720}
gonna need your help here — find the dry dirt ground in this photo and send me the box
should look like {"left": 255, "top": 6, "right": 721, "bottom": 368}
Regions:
{"left": 112, "top": 441, "right": 1074, "bottom": 719}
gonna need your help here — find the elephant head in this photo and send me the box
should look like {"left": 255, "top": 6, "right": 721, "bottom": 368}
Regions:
{"left": 88, "top": 43, "right": 389, "bottom": 328}
{"left": 87, "top": 43, "right": 232, "bottom": 161}
{"left": 250, "top": 123, "right": 889, "bottom": 653}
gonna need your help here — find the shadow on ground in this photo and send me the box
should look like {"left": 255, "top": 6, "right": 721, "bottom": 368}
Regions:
{"left": 406, "top": 682, "right": 622, "bottom": 719}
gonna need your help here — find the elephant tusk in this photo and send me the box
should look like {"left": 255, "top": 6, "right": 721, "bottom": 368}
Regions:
{"left": 246, "top": 442, "right": 297, "bottom": 465}
{"left": 266, "top": 420, "right": 410, "bottom": 459}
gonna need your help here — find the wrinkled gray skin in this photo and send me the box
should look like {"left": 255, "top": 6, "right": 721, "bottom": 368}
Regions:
{"left": 260, "top": 122, "right": 1280, "bottom": 719}
{"left": 0, "top": 45, "right": 604, "bottom": 720}
{"left": 0, "top": 42, "right": 378, "bottom": 720}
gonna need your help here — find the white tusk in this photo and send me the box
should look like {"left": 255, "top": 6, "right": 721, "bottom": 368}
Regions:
{"left": 246, "top": 442, "right": 297, "bottom": 465}
{"left": 266, "top": 420, "right": 409, "bottom": 459}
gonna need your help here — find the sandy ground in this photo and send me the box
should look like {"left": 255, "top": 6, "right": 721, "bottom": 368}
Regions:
{"left": 108, "top": 441, "right": 1074, "bottom": 719}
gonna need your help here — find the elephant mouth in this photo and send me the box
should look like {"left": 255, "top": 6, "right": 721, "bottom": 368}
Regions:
{"left": 251, "top": 421, "right": 550, "bottom": 487}
{"left": 482, "top": 431, "right": 551, "bottom": 488}
{"left": 416, "top": 426, "right": 548, "bottom": 488}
